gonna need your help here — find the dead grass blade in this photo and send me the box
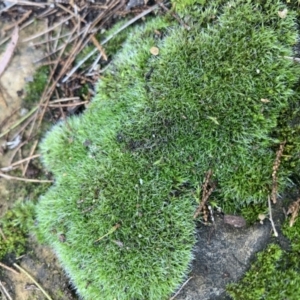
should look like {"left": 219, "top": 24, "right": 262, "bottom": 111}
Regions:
{"left": 0, "top": 27, "right": 19, "bottom": 78}
{"left": 0, "top": 171, "right": 52, "bottom": 183}
{"left": 13, "top": 263, "right": 53, "bottom": 300}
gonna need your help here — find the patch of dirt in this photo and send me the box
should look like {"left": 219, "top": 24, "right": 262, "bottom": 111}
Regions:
{"left": 1, "top": 237, "right": 77, "bottom": 300}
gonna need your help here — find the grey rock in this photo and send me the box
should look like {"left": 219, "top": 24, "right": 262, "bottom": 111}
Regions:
{"left": 174, "top": 215, "right": 272, "bottom": 300}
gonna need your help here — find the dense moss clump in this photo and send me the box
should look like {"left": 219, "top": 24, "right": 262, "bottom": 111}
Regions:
{"left": 36, "top": 1, "right": 300, "bottom": 299}
{"left": 227, "top": 217, "right": 300, "bottom": 300}
{"left": 0, "top": 201, "right": 35, "bottom": 261}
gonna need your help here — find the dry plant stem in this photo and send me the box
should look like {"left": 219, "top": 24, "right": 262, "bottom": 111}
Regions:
{"left": 268, "top": 195, "right": 278, "bottom": 237}
{"left": 0, "top": 19, "right": 34, "bottom": 47}
{"left": 22, "top": 140, "right": 39, "bottom": 176}
{"left": 287, "top": 198, "right": 300, "bottom": 227}
{"left": 157, "top": 1, "right": 190, "bottom": 30}
{"left": 91, "top": 35, "right": 108, "bottom": 61}
{"left": 193, "top": 169, "right": 214, "bottom": 219}
{"left": 8, "top": 140, "right": 28, "bottom": 166}
{"left": 0, "top": 106, "right": 38, "bottom": 139}
{"left": 0, "top": 280, "right": 13, "bottom": 300}
{"left": 13, "top": 263, "right": 53, "bottom": 300}
{"left": 271, "top": 141, "right": 286, "bottom": 204}
{"left": 0, "top": 262, "right": 19, "bottom": 275}
{"left": 94, "top": 224, "right": 121, "bottom": 243}
{"left": 5, "top": 0, "right": 48, "bottom": 7}
{"left": 0, "top": 27, "right": 19, "bottom": 78}
{"left": 44, "top": 22, "right": 80, "bottom": 97}
{"left": 34, "top": 27, "right": 87, "bottom": 63}
{"left": 18, "top": 149, "right": 24, "bottom": 173}
{"left": 169, "top": 277, "right": 193, "bottom": 300}
{"left": 0, "top": 3, "right": 15, "bottom": 14}
{"left": 0, "top": 227, "right": 7, "bottom": 240}
{"left": 37, "top": 7, "right": 58, "bottom": 19}
{"left": 34, "top": 23, "right": 80, "bottom": 132}
{"left": 56, "top": 3, "right": 87, "bottom": 24}
{"left": 44, "top": 101, "right": 89, "bottom": 108}
{"left": 63, "top": 3, "right": 159, "bottom": 82}
{"left": 49, "top": 97, "right": 80, "bottom": 103}
{"left": 0, "top": 171, "right": 53, "bottom": 183}
{"left": 10, "top": 113, "right": 36, "bottom": 143}
{"left": 0, "top": 88, "right": 9, "bottom": 108}
{"left": 32, "top": 32, "right": 72, "bottom": 48}
{"left": 3, "top": 10, "right": 32, "bottom": 32}
{"left": 22, "top": 15, "right": 73, "bottom": 42}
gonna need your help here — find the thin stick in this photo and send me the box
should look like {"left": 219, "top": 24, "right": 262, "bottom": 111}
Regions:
{"left": 271, "top": 141, "right": 285, "bottom": 204}
{"left": 268, "top": 195, "right": 278, "bottom": 237}
{"left": 169, "top": 277, "right": 193, "bottom": 300}
{"left": 0, "top": 106, "right": 38, "bottom": 139}
{"left": 31, "top": 32, "right": 72, "bottom": 48}
{"left": 42, "top": 101, "right": 89, "bottom": 108}
{"left": 48, "top": 97, "right": 80, "bottom": 104}
{"left": 91, "top": 35, "right": 108, "bottom": 61}
{"left": 62, "top": 4, "right": 159, "bottom": 83}
{"left": 0, "top": 171, "right": 52, "bottom": 183}
{"left": 194, "top": 169, "right": 214, "bottom": 219}
{"left": 56, "top": 3, "right": 87, "bottom": 24}
{"left": 3, "top": 10, "right": 32, "bottom": 33}
{"left": 22, "top": 15, "right": 73, "bottom": 43}
{"left": 0, "top": 262, "right": 19, "bottom": 275}
{"left": 94, "top": 224, "right": 120, "bottom": 243}
{"left": 23, "top": 141, "right": 39, "bottom": 176}
{"left": 157, "top": 2, "right": 190, "bottom": 30}
{"left": 13, "top": 263, "right": 53, "bottom": 300}
{"left": 3, "top": 0, "right": 48, "bottom": 7}
{"left": 0, "top": 280, "right": 13, "bottom": 300}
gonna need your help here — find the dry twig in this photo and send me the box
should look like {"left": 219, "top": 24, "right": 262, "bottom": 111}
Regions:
{"left": 13, "top": 263, "right": 53, "bottom": 300}
{"left": 0, "top": 262, "right": 19, "bottom": 275}
{"left": 0, "top": 27, "right": 19, "bottom": 78}
{"left": 169, "top": 276, "right": 193, "bottom": 300}
{"left": 193, "top": 169, "right": 215, "bottom": 219}
{"left": 268, "top": 195, "right": 278, "bottom": 237}
{"left": 0, "top": 281, "right": 13, "bottom": 300}
{"left": 287, "top": 198, "right": 300, "bottom": 227}
{"left": 22, "top": 140, "right": 39, "bottom": 176}
{"left": 0, "top": 171, "right": 52, "bottom": 183}
{"left": 271, "top": 141, "right": 286, "bottom": 203}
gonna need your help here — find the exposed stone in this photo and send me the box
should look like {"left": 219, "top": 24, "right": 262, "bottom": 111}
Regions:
{"left": 175, "top": 215, "right": 271, "bottom": 300}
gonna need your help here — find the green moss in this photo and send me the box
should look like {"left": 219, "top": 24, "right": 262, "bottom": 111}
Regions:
{"left": 23, "top": 66, "right": 49, "bottom": 108}
{"left": 36, "top": 0, "right": 300, "bottom": 299}
{"left": 0, "top": 201, "right": 36, "bottom": 260}
{"left": 240, "top": 203, "right": 268, "bottom": 224}
{"left": 227, "top": 217, "right": 300, "bottom": 300}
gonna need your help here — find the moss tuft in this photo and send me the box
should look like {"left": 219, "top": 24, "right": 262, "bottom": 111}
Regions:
{"left": 227, "top": 217, "right": 300, "bottom": 300}
{"left": 0, "top": 201, "right": 36, "bottom": 260}
{"left": 36, "top": 1, "right": 300, "bottom": 299}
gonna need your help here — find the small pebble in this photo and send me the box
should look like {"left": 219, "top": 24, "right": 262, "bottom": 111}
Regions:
{"left": 224, "top": 214, "right": 246, "bottom": 228}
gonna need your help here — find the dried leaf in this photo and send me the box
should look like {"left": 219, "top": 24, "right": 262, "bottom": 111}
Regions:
{"left": 278, "top": 8, "right": 288, "bottom": 19}
{"left": 150, "top": 46, "right": 159, "bottom": 56}
{"left": 261, "top": 98, "right": 270, "bottom": 103}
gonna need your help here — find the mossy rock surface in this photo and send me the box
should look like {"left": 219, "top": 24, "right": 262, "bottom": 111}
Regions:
{"left": 36, "top": 1, "right": 300, "bottom": 299}
{"left": 227, "top": 215, "right": 300, "bottom": 300}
